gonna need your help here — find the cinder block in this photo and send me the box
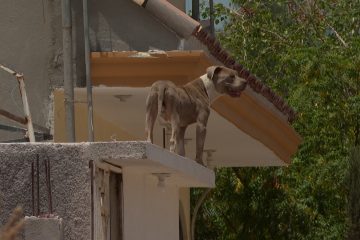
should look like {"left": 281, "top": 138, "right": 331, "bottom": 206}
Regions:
{"left": 24, "top": 216, "right": 63, "bottom": 240}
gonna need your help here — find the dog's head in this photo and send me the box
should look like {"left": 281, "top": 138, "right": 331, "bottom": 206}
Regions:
{"left": 207, "top": 66, "right": 247, "bottom": 97}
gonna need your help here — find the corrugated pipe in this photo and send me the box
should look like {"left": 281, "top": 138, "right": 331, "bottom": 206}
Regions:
{"left": 191, "top": 188, "right": 212, "bottom": 240}
{"left": 61, "top": 0, "right": 76, "bottom": 142}
{"left": 132, "top": 0, "right": 200, "bottom": 39}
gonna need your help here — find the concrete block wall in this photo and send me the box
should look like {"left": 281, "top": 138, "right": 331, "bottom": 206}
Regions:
{"left": 0, "top": 143, "right": 91, "bottom": 240}
{"left": 25, "top": 217, "right": 64, "bottom": 240}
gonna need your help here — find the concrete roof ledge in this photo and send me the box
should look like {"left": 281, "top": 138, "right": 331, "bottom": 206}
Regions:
{"left": 84, "top": 141, "right": 215, "bottom": 188}
{"left": 0, "top": 141, "right": 215, "bottom": 188}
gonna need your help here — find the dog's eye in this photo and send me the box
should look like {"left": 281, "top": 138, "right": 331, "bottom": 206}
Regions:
{"left": 227, "top": 77, "right": 234, "bottom": 83}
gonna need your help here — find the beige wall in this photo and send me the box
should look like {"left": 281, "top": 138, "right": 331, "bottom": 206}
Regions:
{"left": 53, "top": 90, "right": 135, "bottom": 142}
{"left": 123, "top": 167, "right": 179, "bottom": 240}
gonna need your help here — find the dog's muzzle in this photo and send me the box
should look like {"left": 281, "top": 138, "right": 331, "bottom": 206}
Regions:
{"left": 226, "top": 81, "right": 247, "bottom": 97}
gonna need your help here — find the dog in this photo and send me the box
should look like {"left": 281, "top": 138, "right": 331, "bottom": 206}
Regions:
{"left": 145, "top": 66, "right": 247, "bottom": 165}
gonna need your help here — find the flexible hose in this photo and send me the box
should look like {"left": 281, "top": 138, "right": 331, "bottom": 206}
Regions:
{"left": 190, "top": 188, "right": 212, "bottom": 240}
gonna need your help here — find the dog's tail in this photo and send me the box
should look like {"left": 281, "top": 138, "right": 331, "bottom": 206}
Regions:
{"left": 145, "top": 83, "right": 167, "bottom": 142}
{"left": 157, "top": 85, "right": 166, "bottom": 117}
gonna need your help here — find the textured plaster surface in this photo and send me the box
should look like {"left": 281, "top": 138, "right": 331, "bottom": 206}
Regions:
{"left": 87, "top": 0, "right": 180, "bottom": 52}
{"left": 0, "top": 0, "right": 63, "bottom": 141}
{"left": 0, "top": 143, "right": 91, "bottom": 240}
{"left": 25, "top": 216, "right": 63, "bottom": 240}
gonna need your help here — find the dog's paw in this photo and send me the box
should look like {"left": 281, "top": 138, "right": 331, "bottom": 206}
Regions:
{"left": 195, "top": 158, "right": 204, "bottom": 166}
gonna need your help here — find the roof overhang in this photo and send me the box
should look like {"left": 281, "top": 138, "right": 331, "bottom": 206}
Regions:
{"left": 53, "top": 51, "right": 301, "bottom": 167}
{"left": 91, "top": 51, "right": 212, "bottom": 86}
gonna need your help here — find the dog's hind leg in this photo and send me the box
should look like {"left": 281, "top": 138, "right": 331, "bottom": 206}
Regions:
{"left": 169, "top": 125, "right": 178, "bottom": 153}
{"left": 145, "top": 91, "right": 158, "bottom": 143}
{"left": 169, "top": 114, "right": 180, "bottom": 153}
{"left": 195, "top": 110, "right": 210, "bottom": 165}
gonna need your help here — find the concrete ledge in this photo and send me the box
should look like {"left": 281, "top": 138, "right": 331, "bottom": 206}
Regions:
{"left": 0, "top": 141, "right": 214, "bottom": 188}
{"left": 84, "top": 141, "right": 215, "bottom": 187}
{"left": 24, "top": 216, "right": 63, "bottom": 240}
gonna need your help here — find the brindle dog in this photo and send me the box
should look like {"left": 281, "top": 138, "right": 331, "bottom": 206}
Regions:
{"left": 145, "top": 66, "right": 247, "bottom": 165}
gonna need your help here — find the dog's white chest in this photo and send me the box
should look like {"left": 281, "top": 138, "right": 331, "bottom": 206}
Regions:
{"left": 200, "top": 74, "right": 222, "bottom": 103}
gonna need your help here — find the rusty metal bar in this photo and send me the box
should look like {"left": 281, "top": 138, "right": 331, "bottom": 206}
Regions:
{"left": 36, "top": 155, "right": 40, "bottom": 216}
{"left": 0, "top": 113, "right": 50, "bottom": 136}
{"left": 44, "top": 158, "right": 53, "bottom": 214}
{"left": 44, "top": 159, "right": 49, "bottom": 213}
{"left": 31, "top": 160, "right": 35, "bottom": 216}
{"left": 0, "top": 64, "right": 36, "bottom": 142}
{"left": 0, "top": 109, "right": 27, "bottom": 125}
{"left": 0, "top": 123, "right": 53, "bottom": 142}
{"left": 89, "top": 160, "right": 94, "bottom": 240}
{"left": 47, "top": 158, "right": 53, "bottom": 214}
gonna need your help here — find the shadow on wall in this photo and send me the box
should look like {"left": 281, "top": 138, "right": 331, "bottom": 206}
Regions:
{"left": 88, "top": 0, "right": 181, "bottom": 52}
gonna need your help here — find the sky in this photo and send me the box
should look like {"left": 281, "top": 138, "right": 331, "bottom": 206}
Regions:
{"left": 185, "top": 0, "right": 232, "bottom": 30}
{"left": 185, "top": 0, "right": 231, "bottom": 15}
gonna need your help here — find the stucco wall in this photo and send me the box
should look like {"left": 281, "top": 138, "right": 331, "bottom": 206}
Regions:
{"left": 0, "top": 0, "right": 63, "bottom": 141}
{"left": 87, "top": 0, "right": 181, "bottom": 52}
{"left": 0, "top": 143, "right": 91, "bottom": 240}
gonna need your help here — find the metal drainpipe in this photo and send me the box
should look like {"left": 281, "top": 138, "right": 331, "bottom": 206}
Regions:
{"left": 209, "top": 0, "right": 215, "bottom": 36}
{"left": 83, "top": 0, "right": 94, "bottom": 142}
{"left": 61, "top": 0, "right": 76, "bottom": 142}
{"left": 192, "top": 0, "right": 200, "bottom": 20}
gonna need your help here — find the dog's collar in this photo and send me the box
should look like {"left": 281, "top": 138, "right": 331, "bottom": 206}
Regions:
{"left": 200, "top": 74, "right": 222, "bottom": 103}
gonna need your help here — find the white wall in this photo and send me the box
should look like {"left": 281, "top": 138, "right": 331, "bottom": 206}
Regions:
{"left": 123, "top": 167, "right": 179, "bottom": 240}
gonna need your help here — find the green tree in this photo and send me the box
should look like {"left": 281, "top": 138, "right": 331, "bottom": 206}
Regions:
{"left": 193, "top": 1, "right": 360, "bottom": 239}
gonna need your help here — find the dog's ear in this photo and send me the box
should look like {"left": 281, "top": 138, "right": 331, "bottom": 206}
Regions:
{"left": 207, "top": 66, "right": 222, "bottom": 80}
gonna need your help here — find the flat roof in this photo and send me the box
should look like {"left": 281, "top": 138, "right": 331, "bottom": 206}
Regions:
{"left": 53, "top": 50, "right": 300, "bottom": 167}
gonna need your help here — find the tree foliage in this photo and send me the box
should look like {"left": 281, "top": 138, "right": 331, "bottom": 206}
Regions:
{"left": 193, "top": 1, "right": 360, "bottom": 239}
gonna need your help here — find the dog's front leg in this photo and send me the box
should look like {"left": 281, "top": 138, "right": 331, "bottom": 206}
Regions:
{"left": 176, "top": 126, "right": 187, "bottom": 156}
{"left": 195, "top": 111, "right": 209, "bottom": 165}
